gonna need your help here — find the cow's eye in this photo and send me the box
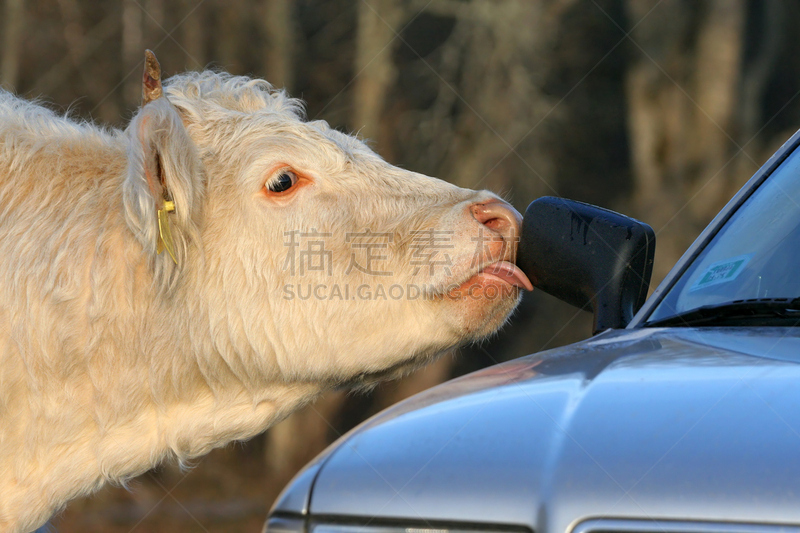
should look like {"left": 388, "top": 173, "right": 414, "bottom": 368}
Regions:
{"left": 267, "top": 170, "right": 298, "bottom": 193}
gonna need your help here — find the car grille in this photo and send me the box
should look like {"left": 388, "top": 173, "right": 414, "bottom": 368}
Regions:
{"left": 574, "top": 519, "right": 800, "bottom": 533}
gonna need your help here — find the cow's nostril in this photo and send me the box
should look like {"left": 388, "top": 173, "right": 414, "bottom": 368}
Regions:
{"left": 482, "top": 217, "right": 504, "bottom": 231}
{"left": 470, "top": 199, "right": 522, "bottom": 238}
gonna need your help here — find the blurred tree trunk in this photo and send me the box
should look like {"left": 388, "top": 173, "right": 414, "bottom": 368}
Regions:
{"left": 182, "top": 0, "right": 206, "bottom": 70}
{"left": 56, "top": 0, "right": 109, "bottom": 106}
{"left": 353, "top": 0, "right": 404, "bottom": 142}
{"left": 122, "top": 0, "right": 144, "bottom": 107}
{"left": 217, "top": 0, "right": 245, "bottom": 73}
{"left": 1, "top": 0, "right": 24, "bottom": 90}
{"left": 737, "top": 0, "right": 784, "bottom": 174}
{"left": 625, "top": 0, "right": 748, "bottom": 283}
{"left": 144, "top": 0, "right": 165, "bottom": 44}
{"left": 263, "top": 0, "right": 295, "bottom": 90}
{"left": 263, "top": 391, "right": 347, "bottom": 499}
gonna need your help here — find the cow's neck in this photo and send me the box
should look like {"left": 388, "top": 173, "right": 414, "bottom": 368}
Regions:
{"left": 32, "top": 241, "right": 322, "bottom": 528}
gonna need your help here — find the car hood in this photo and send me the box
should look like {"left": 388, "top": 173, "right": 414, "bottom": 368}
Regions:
{"left": 272, "top": 327, "right": 800, "bottom": 532}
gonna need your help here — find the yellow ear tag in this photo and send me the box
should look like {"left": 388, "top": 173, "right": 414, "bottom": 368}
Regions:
{"left": 157, "top": 200, "right": 178, "bottom": 264}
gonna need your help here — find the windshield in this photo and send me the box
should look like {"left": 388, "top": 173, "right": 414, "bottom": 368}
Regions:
{"left": 648, "top": 145, "right": 800, "bottom": 324}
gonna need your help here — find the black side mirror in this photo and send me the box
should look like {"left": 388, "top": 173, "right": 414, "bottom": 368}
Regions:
{"left": 516, "top": 197, "right": 656, "bottom": 335}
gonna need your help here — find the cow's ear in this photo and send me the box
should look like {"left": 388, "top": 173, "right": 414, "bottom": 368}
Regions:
{"left": 123, "top": 50, "right": 203, "bottom": 274}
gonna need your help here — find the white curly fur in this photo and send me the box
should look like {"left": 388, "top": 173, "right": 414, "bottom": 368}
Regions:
{"left": 0, "top": 70, "right": 522, "bottom": 533}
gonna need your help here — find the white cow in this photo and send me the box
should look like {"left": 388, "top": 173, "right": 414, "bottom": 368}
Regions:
{"left": 0, "top": 51, "right": 531, "bottom": 532}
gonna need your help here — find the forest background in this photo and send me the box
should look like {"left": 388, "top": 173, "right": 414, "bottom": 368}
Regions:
{"left": 1, "top": 0, "right": 796, "bottom": 531}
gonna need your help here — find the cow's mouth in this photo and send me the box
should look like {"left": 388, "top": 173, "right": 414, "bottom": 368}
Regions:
{"left": 435, "top": 260, "right": 533, "bottom": 299}
{"left": 474, "top": 261, "right": 533, "bottom": 291}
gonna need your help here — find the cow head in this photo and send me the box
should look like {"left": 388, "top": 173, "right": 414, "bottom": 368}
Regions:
{"left": 123, "top": 51, "right": 531, "bottom": 392}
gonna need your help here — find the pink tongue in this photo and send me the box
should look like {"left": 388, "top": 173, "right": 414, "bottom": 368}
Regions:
{"left": 481, "top": 261, "right": 534, "bottom": 291}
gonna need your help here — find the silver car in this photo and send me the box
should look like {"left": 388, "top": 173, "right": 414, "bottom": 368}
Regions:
{"left": 263, "top": 127, "right": 800, "bottom": 533}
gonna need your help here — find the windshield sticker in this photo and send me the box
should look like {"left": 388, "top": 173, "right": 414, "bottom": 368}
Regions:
{"left": 690, "top": 254, "right": 752, "bottom": 292}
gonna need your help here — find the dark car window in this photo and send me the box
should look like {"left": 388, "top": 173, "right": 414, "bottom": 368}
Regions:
{"left": 648, "top": 145, "right": 800, "bottom": 323}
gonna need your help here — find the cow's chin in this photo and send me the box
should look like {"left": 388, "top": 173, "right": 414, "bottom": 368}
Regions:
{"left": 338, "top": 353, "right": 436, "bottom": 392}
{"left": 438, "top": 271, "right": 524, "bottom": 342}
